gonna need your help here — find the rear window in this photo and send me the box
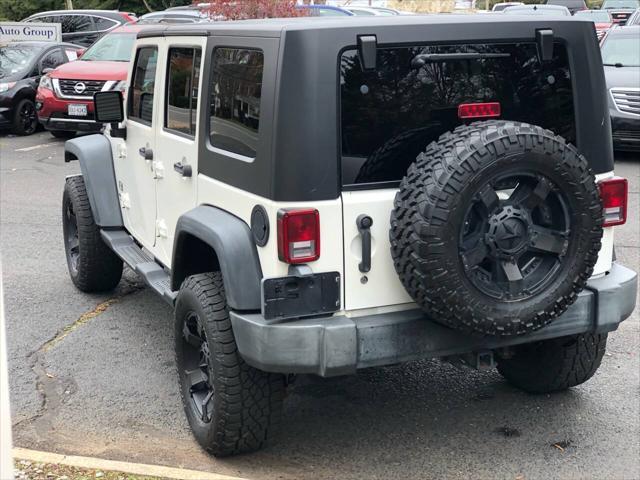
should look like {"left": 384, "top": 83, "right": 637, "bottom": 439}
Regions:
{"left": 340, "top": 43, "right": 575, "bottom": 187}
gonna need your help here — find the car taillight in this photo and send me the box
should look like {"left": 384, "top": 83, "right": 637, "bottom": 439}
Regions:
{"left": 277, "top": 209, "right": 320, "bottom": 264}
{"left": 458, "top": 102, "right": 501, "bottom": 120}
{"left": 599, "top": 177, "right": 627, "bottom": 226}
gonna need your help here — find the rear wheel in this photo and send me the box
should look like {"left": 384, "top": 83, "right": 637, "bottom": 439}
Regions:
{"left": 497, "top": 333, "right": 608, "bottom": 393}
{"left": 62, "top": 176, "right": 123, "bottom": 292}
{"left": 175, "top": 272, "right": 285, "bottom": 457}
{"left": 12, "top": 99, "right": 38, "bottom": 136}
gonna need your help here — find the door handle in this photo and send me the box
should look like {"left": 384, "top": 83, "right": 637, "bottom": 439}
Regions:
{"left": 138, "top": 147, "right": 153, "bottom": 160}
{"left": 173, "top": 161, "right": 192, "bottom": 177}
{"left": 356, "top": 214, "right": 373, "bottom": 273}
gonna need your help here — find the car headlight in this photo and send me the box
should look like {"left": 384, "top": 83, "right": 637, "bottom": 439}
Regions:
{"left": 111, "top": 80, "right": 127, "bottom": 92}
{"left": 0, "top": 82, "right": 16, "bottom": 93}
{"left": 39, "top": 75, "right": 52, "bottom": 91}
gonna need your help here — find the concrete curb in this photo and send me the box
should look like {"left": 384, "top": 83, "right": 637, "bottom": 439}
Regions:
{"left": 12, "top": 447, "right": 248, "bottom": 480}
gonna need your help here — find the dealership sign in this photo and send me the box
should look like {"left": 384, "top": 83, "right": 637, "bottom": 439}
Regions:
{"left": 0, "top": 22, "right": 61, "bottom": 43}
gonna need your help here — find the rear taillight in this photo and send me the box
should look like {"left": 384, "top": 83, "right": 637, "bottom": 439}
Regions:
{"left": 277, "top": 209, "right": 320, "bottom": 264}
{"left": 458, "top": 102, "right": 501, "bottom": 120}
{"left": 599, "top": 177, "right": 628, "bottom": 227}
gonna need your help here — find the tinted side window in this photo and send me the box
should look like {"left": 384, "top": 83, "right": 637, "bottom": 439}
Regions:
{"left": 94, "top": 16, "right": 118, "bottom": 31}
{"left": 128, "top": 47, "right": 158, "bottom": 124}
{"left": 59, "top": 15, "right": 93, "bottom": 33}
{"left": 40, "top": 49, "right": 65, "bottom": 70}
{"left": 210, "top": 48, "right": 263, "bottom": 158}
{"left": 340, "top": 43, "right": 575, "bottom": 186}
{"left": 166, "top": 47, "right": 201, "bottom": 135}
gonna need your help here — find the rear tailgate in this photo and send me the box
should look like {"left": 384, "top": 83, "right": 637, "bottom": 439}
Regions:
{"left": 339, "top": 35, "right": 612, "bottom": 312}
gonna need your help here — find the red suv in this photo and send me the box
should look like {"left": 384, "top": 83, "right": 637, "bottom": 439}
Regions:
{"left": 36, "top": 25, "right": 143, "bottom": 138}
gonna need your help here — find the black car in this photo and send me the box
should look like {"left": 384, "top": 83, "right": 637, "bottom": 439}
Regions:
{"left": 22, "top": 10, "right": 136, "bottom": 47}
{"left": 601, "top": 25, "right": 640, "bottom": 151}
{"left": 546, "top": 0, "right": 587, "bottom": 14}
{"left": 0, "top": 41, "right": 82, "bottom": 135}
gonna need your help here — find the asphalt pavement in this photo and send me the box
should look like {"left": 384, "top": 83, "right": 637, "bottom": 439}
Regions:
{"left": 1, "top": 130, "right": 639, "bottom": 480}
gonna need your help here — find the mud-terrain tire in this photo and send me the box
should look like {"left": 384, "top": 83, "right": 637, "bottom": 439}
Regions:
{"left": 62, "top": 176, "right": 123, "bottom": 292}
{"left": 175, "top": 272, "right": 285, "bottom": 457}
{"left": 390, "top": 121, "right": 603, "bottom": 337}
{"left": 497, "top": 333, "right": 608, "bottom": 393}
{"left": 12, "top": 98, "right": 38, "bottom": 135}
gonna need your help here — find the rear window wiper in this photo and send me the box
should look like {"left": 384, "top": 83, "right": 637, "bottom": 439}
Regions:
{"left": 411, "top": 52, "right": 511, "bottom": 68}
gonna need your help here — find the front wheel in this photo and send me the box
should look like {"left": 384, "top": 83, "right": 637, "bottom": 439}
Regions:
{"left": 497, "top": 333, "right": 608, "bottom": 393}
{"left": 62, "top": 176, "right": 123, "bottom": 292}
{"left": 12, "top": 99, "right": 38, "bottom": 135}
{"left": 175, "top": 272, "right": 285, "bottom": 457}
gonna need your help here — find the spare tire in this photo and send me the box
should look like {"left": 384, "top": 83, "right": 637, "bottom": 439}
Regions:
{"left": 390, "top": 121, "right": 603, "bottom": 337}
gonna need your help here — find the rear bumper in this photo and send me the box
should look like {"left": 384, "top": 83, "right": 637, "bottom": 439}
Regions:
{"left": 231, "top": 262, "right": 637, "bottom": 377}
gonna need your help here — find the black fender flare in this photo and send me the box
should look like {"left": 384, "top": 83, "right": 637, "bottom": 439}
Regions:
{"left": 65, "top": 134, "right": 123, "bottom": 228}
{"left": 172, "top": 206, "right": 263, "bottom": 311}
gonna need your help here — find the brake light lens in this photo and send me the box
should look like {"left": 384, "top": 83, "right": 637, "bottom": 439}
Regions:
{"left": 599, "top": 177, "right": 627, "bottom": 227}
{"left": 277, "top": 209, "right": 320, "bottom": 264}
{"left": 458, "top": 102, "right": 501, "bottom": 120}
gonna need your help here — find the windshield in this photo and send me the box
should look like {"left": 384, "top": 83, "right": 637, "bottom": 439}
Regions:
{"left": 0, "top": 44, "right": 42, "bottom": 79}
{"left": 575, "top": 10, "right": 612, "bottom": 21}
{"left": 602, "top": 36, "right": 640, "bottom": 66}
{"left": 603, "top": 0, "right": 639, "bottom": 8}
{"left": 81, "top": 32, "right": 136, "bottom": 62}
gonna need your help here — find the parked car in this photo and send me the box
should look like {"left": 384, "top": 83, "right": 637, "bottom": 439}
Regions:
{"left": 0, "top": 41, "right": 83, "bottom": 135}
{"left": 503, "top": 4, "right": 572, "bottom": 15}
{"left": 575, "top": 9, "right": 614, "bottom": 40}
{"left": 546, "top": 0, "right": 587, "bottom": 14}
{"left": 602, "top": 0, "right": 640, "bottom": 24}
{"left": 138, "top": 10, "right": 208, "bottom": 24}
{"left": 22, "top": 10, "right": 136, "bottom": 47}
{"left": 601, "top": 25, "right": 640, "bottom": 151}
{"left": 626, "top": 7, "right": 640, "bottom": 24}
{"left": 492, "top": 2, "right": 524, "bottom": 11}
{"left": 296, "top": 5, "right": 354, "bottom": 16}
{"left": 64, "top": 16, "right": 635, "bottom": 457}
{"left": 35, "top": 25, "right": 144, "bottom": 138}
{"left": 344, "top": 6, "right": 396, "bottom": 15}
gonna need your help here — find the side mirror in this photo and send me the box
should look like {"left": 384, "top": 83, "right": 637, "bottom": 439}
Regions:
{"left": 94, "top": 90, "right": 126, "bottom": 139}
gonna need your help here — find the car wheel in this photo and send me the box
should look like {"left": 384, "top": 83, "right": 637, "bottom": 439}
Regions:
{"left": 62, "top": 176, "right": 123, "bottom": 292}
{"left": 175, "top": 272, "right": 285, "bottom": 457}
{"left": 12, "top": 99, "right": 38, "bottom": 136}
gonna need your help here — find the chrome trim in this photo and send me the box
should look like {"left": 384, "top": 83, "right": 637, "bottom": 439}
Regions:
{"left": 53, "top": 78, "right": 115, "bottom": 100}
{"left": 47, "top": 117, "right": 100, "bottom": 124}
{"left": 26, "top": 12, "right": 121, "bottom": 34}
{"left": 610, "top": 88, "right": 640, "bottom": 117}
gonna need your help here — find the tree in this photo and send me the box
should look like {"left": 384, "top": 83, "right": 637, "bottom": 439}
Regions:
{"left": 200, "top": 0, "right": 306, "bottom": 20}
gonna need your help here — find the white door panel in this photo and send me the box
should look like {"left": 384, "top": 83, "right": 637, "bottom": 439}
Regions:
{"left": 154, "top": 39, "right": 205, "bottom": 266}
{"left": 117, "top": 42, "right": 162, "bottom": 251}
{"left": 342, "top": 189, "right": 412, "bottom": 311}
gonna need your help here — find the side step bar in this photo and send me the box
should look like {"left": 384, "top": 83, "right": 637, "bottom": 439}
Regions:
{"left": 101, "top": 229, "right": 177, "bottom": 305}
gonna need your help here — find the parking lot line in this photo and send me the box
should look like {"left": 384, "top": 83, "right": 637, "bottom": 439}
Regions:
{"left": 12, "top": 447, "right": 249, "bottom": 480}
{"left": 14, "top": 143, "right": 60, "bottom": 152}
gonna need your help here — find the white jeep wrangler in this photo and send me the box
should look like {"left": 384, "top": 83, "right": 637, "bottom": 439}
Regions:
{"left": 62, "top": 17, "right": 637, "bottom": 456}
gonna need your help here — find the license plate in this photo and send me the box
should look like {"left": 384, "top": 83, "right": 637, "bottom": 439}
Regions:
{"left": 68, "top": 104, "right": 87, "bottom": 117}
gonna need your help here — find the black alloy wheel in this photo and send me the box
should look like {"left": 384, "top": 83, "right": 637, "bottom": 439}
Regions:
{"left": 64, "top": 200, "right": 80, "bottom": 275}
{"left": 179, "top": 311, "right": 215, "bottom": 424}
{"left": 459, "top": 172, "right": 571, "bottom": 301}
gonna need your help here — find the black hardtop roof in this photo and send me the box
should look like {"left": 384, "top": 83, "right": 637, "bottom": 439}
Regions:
{"left": 137, "top": 14, "right": 584, "bottom": 38}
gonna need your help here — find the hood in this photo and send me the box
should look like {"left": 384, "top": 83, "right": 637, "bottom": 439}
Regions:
{"left": 604, "top": 65, "right": 640, "bottom": 89}
{"left": 50, "top": 60, "right": 129, "bottom": 81}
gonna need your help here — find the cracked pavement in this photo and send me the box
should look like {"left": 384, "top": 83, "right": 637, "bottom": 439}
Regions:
{"left": 1, "top": 130, "right": 639, "bottom": 479}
